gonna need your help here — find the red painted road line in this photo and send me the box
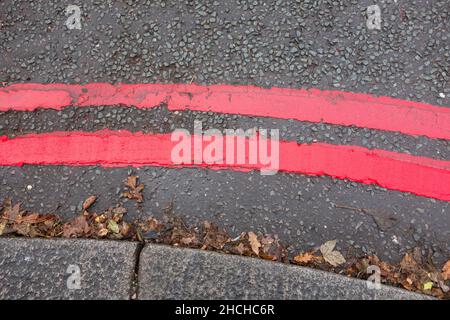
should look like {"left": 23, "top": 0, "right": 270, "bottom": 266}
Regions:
{"left": 1, "top": 130, "right": 449, "bottom": 201}
{"left": 1, "top": 83, "right": 449, "bottom": 140}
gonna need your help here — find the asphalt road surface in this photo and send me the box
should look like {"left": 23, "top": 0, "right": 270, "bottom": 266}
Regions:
{"left": 0, "top": 0, "right": 449, "bottom": 264}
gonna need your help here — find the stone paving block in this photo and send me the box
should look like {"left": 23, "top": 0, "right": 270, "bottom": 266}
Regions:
{"left": 0, "top": 237, "right": 139, "bottom": 300}
{"left": 138, "top": 244, "right": 431, "bottom": 300}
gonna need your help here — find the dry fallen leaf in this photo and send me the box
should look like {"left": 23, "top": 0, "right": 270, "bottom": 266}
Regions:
{"left": 235, "top": 243, "right": 247, "bottom": 255}
{"left": 94, "top": 214, "right": 107, "bottom": 224}
{"left": 62, "top": 215, "right": 91, "bottom": 238}
{"left": 0, "top": 221, "right": 6, "bottom": 235}
{"left": 257, "top": 234, "right": 287, "bottom": 262}
{"left": 145, "top": 217, "right": 162, "bottom": 232}
{"left": 248, "top": 232, "right": 261, "bottom": 255}
{"left": 423, "top": 282, "right": 433, "bottom": 291}
{"left": 201, "top": 221, "right": 230, "bottom": 250}
{"left": 82, "top": 195, "right": 97, "bottom": 210}
{"left": 126, "top": 176, "right": 138, "bottom": 188}
{"left": 8, "top": 203, "right": 21, "bottom": 221}
{"left": 179, "top": 235, "right": 196, "bottom": 245}
{"left": 324, "top": 251, "right": 347, "bottom": 267}
{"left": 120, "top": 221, "right": 131, "bottom": 237}
{"left": 15, "top": 213, "right": 50, "bottom": 224}
{"left": 122, "top": 176, "right": 145, "bottom": 203}
{"left": 320, "top": 240, "right": 346, "bottom": 267}
{"left": 97, "top": 228, "right": 108, "bottom": 237}
{"left": 107, "top": 220, "right": 120, "bottom": 234}
{"left": 400, "top": 252, "right": 419, "bottom": 272}
{"left": 442, "top": 260, "right": 450, "bottom": 281}
{"left": 293, "top": 252, "right": 315, "bottom": 264}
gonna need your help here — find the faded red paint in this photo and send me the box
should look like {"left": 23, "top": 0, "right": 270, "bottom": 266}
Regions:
{"left": 1, "top": 130, "right": 449, "bottom": 201}
{"left": 1, "top": 83, "right": 449, "bottom": 140}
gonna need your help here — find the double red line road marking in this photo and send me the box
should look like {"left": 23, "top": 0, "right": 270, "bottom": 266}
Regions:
{"left": 0, "top": 83, "right": 449, "bottom": 201}
{"left": 2, "top": 83, "right": 450, "bottom": 139}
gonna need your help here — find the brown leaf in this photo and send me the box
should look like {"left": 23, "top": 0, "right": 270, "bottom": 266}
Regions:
{"left": 258, "top": 235, "right": 287, "bottom": 262}
{"left": 112, "top": 206, "right": 127, "bottom": 216}
{"left": 180, "top": 235, "right": 196, "bottom": 245}
{"left": 0, "top": 199, "right": 60, "bottom": 237}
{"left": 14, "top": 213, "right": 50, "bottom": 224}
{"left": 201, "top": 221, "right": 230, "bottom": 250}
{"left": 0, "top": 220, "right": 7, "bottom": 236}
{"left": 259, "top": 253, "right": 275, "bottom": 261}
{"left": 42, "top": 216, "right": 59, "bottom": 228}
{"left": 8, "top": 204, "right": 21, "bottom": 221}
{"left": 248, "top": 232, "right": 261, "bottom": 255}
{"left": 260, "top": 235, "right": 274, "bottom": 249}
{"left": 0, "top": 198, "right": 12, "bottom": 215}
{"left": 62, "top": 215, "right": 91, "bottom": 238}
{"left": 14, "top": 223, "right": 32, "bottom": 237}
{"left": 122, "top": 176, "right": 144, "bottom": 203}
{"left": 143, "top": 217, "right": 162, "bottom": 233}
{"left": 120, "top": 221, "right": 131, "bottom": 237}
{"left": 82, "top": 196, "right": 97, "bottom": 210}
{"left": 400, "top": 253, "right": 419, "bottom": 272}
{"left": 235, "top": 243, "right": 247, "bottom": 255}
{"left": 442, "top": 260, "right": 450, "bottom": 281}
{"left": 1, "top": 201, "right": 22, "bottom": 223}
{"left": 125, "top": 176, "right": 137, "bottom": 189}
{"left": 294, "top": 252, "right": 315, "bottom": 264}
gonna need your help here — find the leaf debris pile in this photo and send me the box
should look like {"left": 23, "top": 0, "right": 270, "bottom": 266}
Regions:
{"left": 0, "top": 198, "right": 448, "bottom": 299}
{"left": 0, "top": 197, "right": 134, "bottom": 240}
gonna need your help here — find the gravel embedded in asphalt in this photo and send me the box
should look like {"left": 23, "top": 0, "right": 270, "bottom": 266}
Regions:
{"left": 0, "top": 0, "right": 448, "bottom": 266}
{"left": 0, "top": 0, "right": 448, "bottom": 105}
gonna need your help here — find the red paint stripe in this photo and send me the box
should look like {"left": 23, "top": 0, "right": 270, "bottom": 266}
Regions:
{"left": 1, "top": 130, "right": 449, "bottom": 201}
{"left": 0, "top": 83, "right": 449, "bottom": 140}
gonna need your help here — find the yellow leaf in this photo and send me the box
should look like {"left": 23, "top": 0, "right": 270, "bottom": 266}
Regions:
{"left": 107, "top": 220, "right": 120, "bottom": 234}
{"left": 423, "top": 282, "right": 433, "bottom": 291}
{"left": 94, "top": 214, "right": 107, "bottom": 223}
